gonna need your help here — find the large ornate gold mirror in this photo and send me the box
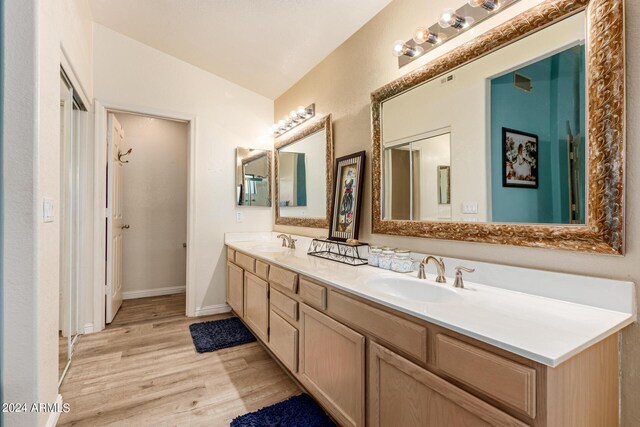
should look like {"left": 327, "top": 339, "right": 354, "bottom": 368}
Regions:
{"left": 372, "top": 0, "right": 625, "bottom": 254}
{"left": 275, "top": 115, "right": 334, "bottom": 228}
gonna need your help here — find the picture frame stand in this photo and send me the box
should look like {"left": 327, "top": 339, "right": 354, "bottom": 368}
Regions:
{"left": 307, "top": 238, "right": 369, "bottom": 266}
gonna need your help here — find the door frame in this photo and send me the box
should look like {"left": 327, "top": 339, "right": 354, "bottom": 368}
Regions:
{"left": 93, "top": 100, "right": 198, "bottom": 331}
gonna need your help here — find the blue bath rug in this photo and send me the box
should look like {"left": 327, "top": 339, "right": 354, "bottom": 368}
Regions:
{"left": 189, "top": 317, "right": 256, "bottom": 353}
{"left": 231, "top": 394, "right": 336, "bottom": 427}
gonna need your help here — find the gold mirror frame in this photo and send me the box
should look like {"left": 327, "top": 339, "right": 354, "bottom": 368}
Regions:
{"left": 371, "top": 0, "right": 625, "bottom": 254}
{"left": 274, "top": 114, "right": 334, "bottom": 228}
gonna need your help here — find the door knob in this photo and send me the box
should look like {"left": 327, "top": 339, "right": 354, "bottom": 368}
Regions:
{"left": 121, "top": 224, "right": 131, "bottom": 229}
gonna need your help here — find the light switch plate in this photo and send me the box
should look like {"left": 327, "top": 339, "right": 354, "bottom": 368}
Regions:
{"left": 43, "top": 198, "right": 55, "bottom": 223}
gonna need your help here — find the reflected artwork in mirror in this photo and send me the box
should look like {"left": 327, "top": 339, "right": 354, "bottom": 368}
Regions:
{"left": 275, "top": 114, "right": 333, "bottom": 228}
{"left": 372, "top": 0, "right": 625, "bottom": 254}
{"left": 236, "top": 148, "right": 272, "bottom": 207}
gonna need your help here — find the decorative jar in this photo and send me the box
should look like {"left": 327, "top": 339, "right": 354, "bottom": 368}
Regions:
{"left": 378, "top": 248, "right": 395, "bottom": 270}
{"left": 368, "top": 246, "right": 382, "bottom": 267}
{"left": 391, "top": 250, "right": 415, "bottom": 273}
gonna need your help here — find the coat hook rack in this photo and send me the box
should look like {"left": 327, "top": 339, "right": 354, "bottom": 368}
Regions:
{"left": 118, "top": 148, "right": 132, "bottom": 163}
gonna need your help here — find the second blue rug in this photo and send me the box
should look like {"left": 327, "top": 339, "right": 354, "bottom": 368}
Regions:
{"left": 189, "top": 317, "right": 256, "bottom": 353}
{"left": 231, "top": 394, "right": 336, "bottom": 427}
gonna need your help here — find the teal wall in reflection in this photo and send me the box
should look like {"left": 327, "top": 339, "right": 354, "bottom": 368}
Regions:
{"left": 490, "top": 45, "right": 586, "bottom": 224}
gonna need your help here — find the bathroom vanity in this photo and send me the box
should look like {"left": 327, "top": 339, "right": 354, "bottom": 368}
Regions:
{"left": 225, "top": 233, "right": 635, "bottom": 427}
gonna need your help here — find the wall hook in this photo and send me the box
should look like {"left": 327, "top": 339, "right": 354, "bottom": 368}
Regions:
{"left": 118, "top": 148, "right": 132, "bottom": 163}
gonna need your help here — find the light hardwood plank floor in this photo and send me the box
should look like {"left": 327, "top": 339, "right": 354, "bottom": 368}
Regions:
{"left": 58, "top": 293, "right": 300, "bottom": 426}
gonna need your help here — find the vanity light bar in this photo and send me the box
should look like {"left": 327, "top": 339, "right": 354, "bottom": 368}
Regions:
{"left": 395, "top": 0, "right": 519, "bottom": 68}
{"left": 272, "top": 104, "right": 316, "bottom": 137}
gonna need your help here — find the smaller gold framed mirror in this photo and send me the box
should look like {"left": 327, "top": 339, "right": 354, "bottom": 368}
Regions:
{"left": 235, "top": 148, "right": 272, "bottom": 207}
{"left": 274, "top": 115, "right": 334, "bottom": 228}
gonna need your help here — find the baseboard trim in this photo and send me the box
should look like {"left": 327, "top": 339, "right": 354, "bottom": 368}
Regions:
{"left": 122, "top": 286, "right": 185, "bottom": 300}
{"left": 195, "top": 303, "right": 231, "bottom": 316}
{"left": 44, "top": 394, "right": 64, "bottom": 427}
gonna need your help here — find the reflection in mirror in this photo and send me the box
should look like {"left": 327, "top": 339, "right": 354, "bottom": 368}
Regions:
{"left": 279, "top": 152, "right": 307, "bottom": 207}
{"left": 381, "top": 12, "right": 586, "bottom": 225}
{"left": 278, "top": 128, "right": 327, "bottom": 218}
{"left": 236, "top": 148, "right": 271, "bottom": 207}
{"left": 384, "top": 131, "right": 451, "bottom": 221}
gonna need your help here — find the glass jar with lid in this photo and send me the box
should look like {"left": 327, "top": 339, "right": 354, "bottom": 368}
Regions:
{"left": 391, "top": 249, "right": 415, "bottom": 273}
{"left": 368, "top": 246, "right": 382, "bottom": 267}
{"left": 378, "top": 248, "right": 395, "bottom": 270}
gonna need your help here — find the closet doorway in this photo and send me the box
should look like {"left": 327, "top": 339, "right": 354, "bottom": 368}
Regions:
{"left": 104, "top": 111, "right": 190, "bottom": 324}
{"left": 59, "top": 70, "right": 87, "bottom": 383}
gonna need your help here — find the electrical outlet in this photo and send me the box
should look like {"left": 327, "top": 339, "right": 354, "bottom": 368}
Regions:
{"left": 235, "top": 211, "right": 243, "bottom": 223}
{"left": 461, "top": 202, "right": 478, "bottom": 214}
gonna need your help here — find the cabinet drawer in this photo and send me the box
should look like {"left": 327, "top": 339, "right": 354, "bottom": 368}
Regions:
{"left": 227, "top": 247, "right": 235, "bottom": 262}
{"left": 269, "top": 265, "right": 298, "bottom": 293}
{"left": 255, "top": 260, "right": 270, "bottom": 281}
{"left": 327, "top": 290, "right": 428, "bottom": 364}
{"left": 235, "top": 252, "right": 256, "bottom": 273}
{"left": 270, "top": 288, "right": 298, "bottom": 322}
{"left": 300, "top": 277, "right": 327, "bottom": 310}
{"left": 435, "top": 334, "right": 536, "bottom": 419}
{"left": 269, "top": 310, "right": 298, "bottom": 373}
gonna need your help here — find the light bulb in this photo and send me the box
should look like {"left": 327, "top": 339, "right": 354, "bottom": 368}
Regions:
{"left": 413, "top": 27, "right": 442, "bottom": 45}
{"left": 297, "top": 106, "right": 306, "bottom": 117}
{"left": 392, "top": 40, "right": 407, "bottom": 57}
{"left": 439, "top": 8, "right": 466, "bottom": 29}
{"left": 272, "top": 124, "right": 280, "bottom": 132}
{"left": 469, "top": 0, "right": 500, "bottom": 11}
{"left": 278, "top": 119, "right": 286, "bottom": 127}
{"left": 409, "top": 45, "right": 424, "bottom": 57}
{"left": 290, "top": 110, "right": 298, "bottom": 119}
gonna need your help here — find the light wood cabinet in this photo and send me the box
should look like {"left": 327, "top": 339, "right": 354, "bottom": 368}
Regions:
{"left": 369, "top": 341, "right": 526, "bottom": 427}
{"left": 226, "top": 261, "right": 244, "bottom": 317}
{"left": 226, "top": 246, "right": 621, "bottom": 427}
{"left": 299, "top": 304, "right": 365, "bottom": 427}
{"left": 243, "top": 272, "right": 269, "bottom": 342}
{"left": 269, "top": 309, "right": 298, "bottom": 372}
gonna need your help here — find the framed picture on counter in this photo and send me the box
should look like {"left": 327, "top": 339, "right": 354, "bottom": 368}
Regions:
{"left": 329, "top": 151, "right": 366, "bottom": 242}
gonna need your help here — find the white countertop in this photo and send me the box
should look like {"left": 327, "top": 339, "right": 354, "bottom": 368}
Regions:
{"left": 225, "top": 232, "right": 636, "bottom": 367}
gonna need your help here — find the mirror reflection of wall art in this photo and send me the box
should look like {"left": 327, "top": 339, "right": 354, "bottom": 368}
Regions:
{"left": 329, "top": 151, "right": 366, "bottom": 242}
{"left": 502, "top": 128, "right": 538, "bottom": 189}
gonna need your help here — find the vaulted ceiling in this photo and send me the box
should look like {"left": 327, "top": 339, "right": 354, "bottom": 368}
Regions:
{"left": 89, "top": 0, "right": 392, "bottom": 99}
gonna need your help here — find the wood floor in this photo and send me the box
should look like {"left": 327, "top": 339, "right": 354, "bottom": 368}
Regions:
{"left": 58, "top": 293, "right": 300, "bottom": 426}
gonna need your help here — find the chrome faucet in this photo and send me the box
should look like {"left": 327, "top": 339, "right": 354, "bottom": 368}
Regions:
{"left": 453, "top": 266, "right": 475, "bottom": 289}
{"left": 418, "top": 256, "right": 447, "bottom": 283}
{"left": 277, "top": 233, "right": 297, "bottom": 249}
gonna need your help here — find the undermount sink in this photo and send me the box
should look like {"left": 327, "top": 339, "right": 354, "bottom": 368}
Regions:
{"left": 251, "top": 244, "right": 289, "bottom": 253}
{"left": 364, "top": 276, "right": 462, "bottom": 304}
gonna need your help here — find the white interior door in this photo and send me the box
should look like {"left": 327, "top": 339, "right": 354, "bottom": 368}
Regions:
{"left": 106, "top": 113, "right": 125, "bottom": 323}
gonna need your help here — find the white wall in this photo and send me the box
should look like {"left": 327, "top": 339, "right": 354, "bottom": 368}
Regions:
{"left": 279, "top": 128, "right": 327, "bottom": 218}
{"left": 93, "top": 24, "right": 274, "bottom": 315}
{"left": 2, "top": 0, "right": 94, "bottom": 426}
{"left": 115, "top": 113, "right": 188, "bottom": 296}
{"left": 382, "top": 12, "right": 584, "bottom": 222}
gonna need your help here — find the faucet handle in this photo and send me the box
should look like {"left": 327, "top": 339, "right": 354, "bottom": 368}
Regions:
{"left": 453, "top": 266, "right": 475, "bottom": 288}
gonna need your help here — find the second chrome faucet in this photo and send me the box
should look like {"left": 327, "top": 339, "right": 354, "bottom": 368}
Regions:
{"left": 277, "top": 233, "right": 297, "bottom": 249}
{"left": 418, "top": 256, "right": 447, "bottom": 283}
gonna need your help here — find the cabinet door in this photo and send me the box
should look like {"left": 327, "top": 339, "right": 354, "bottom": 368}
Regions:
{"left": 226, "top": 261, "right": 244, "bottom": 317}
{"left": 269, "top": 309, "right": 298, "bottom": 373}
{"left": 299, "top": 304, "right": 365, "bottom": 427}
{"left": 244, "top": 272, "right": 269, "bottom": 342}
{"left": 369, "top": 341, "right": 526, "bottom": 427}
